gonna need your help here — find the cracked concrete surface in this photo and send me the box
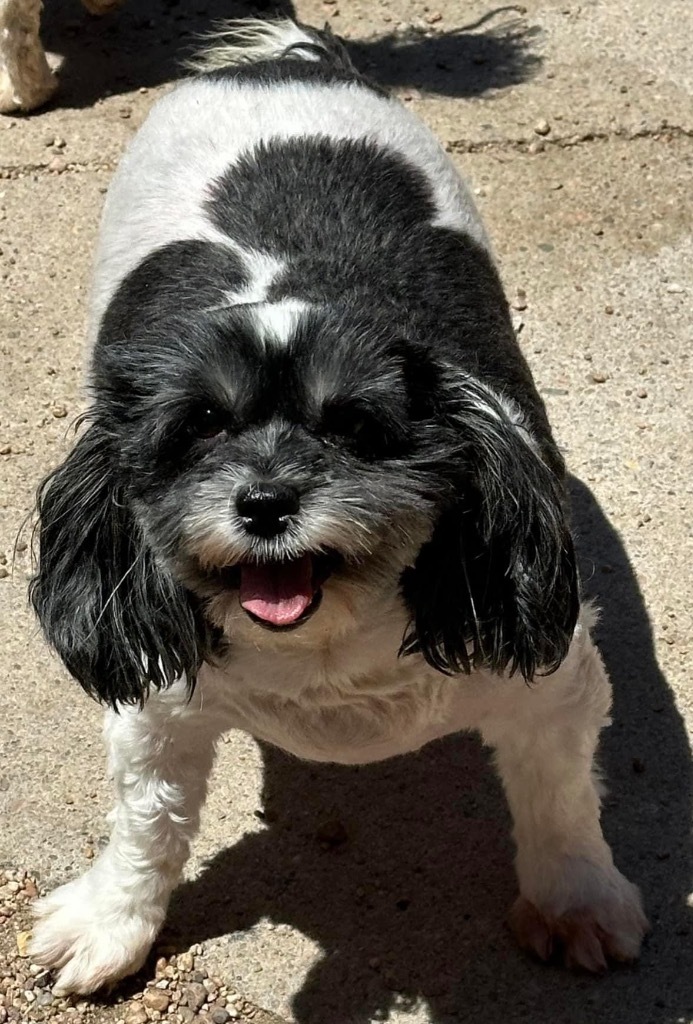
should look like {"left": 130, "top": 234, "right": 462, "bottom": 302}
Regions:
{"left": 1, "top": 0, "right": 692, "bottom": 1022}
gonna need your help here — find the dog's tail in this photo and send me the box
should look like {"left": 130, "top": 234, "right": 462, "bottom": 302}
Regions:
{"left": 186, "top": 18, "right": 354, "bottom": 76}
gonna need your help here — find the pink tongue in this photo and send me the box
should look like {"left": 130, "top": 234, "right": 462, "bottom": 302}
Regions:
{"left": 240, "top": 555, "right": 315, "bottom": 626}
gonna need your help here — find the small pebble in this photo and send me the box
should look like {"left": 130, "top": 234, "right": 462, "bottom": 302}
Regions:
{"left": 47, "top": 155, "right": 68, "bottom": 174}
{"left": 590, "top": 371, "right": 609, "bottom": 383}
{"left": 604, "top": 305, "right": 614, "bottom": 315}
{"left": 51, "top": 404, "right": 68, "bottom": 418}
{"left": 592, "top": 224, "right": 604, "bottom": 236}
{"left": 315, "top": 819, "right": 348, "bottom": 846}
{"left": 511, "top": 289, "right": 528, "bottom": 311}
{"left": 176, "top": 952, "right": 194, "bottom": 973}
{"left": 183, "top": 984, "right": 208, "bottom": 1012}
{"left": 666, "top": 283, "right": 683, "bottom": 293}
{"left": 533, "top": 118, "right": 551, "bottom": 136}
{"left": 143, "top": 989, "right": 171, "bottom": 1012}
{"left": 125, "top": 1007, "right": 149, "bottom": 1024}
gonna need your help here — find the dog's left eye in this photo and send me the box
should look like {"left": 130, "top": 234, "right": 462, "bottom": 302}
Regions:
{"left": 319, "top": 401, "right": 402, "bottom": 458}
{"left": 320, "top": 403, "right": 371, "bottom": 442}
{"left": 186, "top": 406, "right": 228, "bottom": 440}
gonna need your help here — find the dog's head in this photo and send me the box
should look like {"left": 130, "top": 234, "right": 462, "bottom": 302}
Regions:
{"left": 30, "top": 294, "right": 578, "bottom": 707}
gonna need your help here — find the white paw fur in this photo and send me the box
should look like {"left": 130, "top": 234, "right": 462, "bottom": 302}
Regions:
{"left": 30, "top": 872, "right": 162, "bottom": 995}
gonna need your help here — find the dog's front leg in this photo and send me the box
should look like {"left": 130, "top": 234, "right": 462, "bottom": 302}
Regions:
{"left": 30, "top": 676, "right": 229, "bottom": 995}
{"left": 479, "top": 617, "right": 648, "bottom": 970}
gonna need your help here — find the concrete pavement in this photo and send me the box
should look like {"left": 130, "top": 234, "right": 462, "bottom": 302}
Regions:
{"left": 1, "top": 0, "right": 691, "bottom": 1021}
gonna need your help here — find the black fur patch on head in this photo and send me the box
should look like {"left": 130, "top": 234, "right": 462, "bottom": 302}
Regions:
{"left": 205, "top": 136, "right": 562, "bottom": 471}
{"left": 98, "top": 239, "right": 248, "bottom": 343}
{"left": 91, "top": 292, "right": 435, "bottom": 517}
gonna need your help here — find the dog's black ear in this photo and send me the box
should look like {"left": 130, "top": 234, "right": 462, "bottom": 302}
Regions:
{"left": 401, "top": 380, "right": 579, "bottom": 680}
{"left": 29, "top": 423, "right": 210, "bottom": 708}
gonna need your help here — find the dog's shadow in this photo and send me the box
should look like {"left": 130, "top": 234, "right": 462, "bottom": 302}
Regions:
{"left": 41, "top": 0, "right": 540, "bottom": 110}
{"left": 162, "top": 476, "right": 693, "bottom": 1024}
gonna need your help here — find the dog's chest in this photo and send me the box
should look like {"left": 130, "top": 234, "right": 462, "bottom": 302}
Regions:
{"left": 209, "top": 622, "right": 460, "bottom": 765}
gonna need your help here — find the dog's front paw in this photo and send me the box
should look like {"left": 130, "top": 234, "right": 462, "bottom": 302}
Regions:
{"left": 0, "top": 58, "right": 57, "bottom": 115}
{"left": 510, "top": 862, "right": 648, "bottom": 971}
{"left": 30, "top": 874, "right": 162, "bottom": 995}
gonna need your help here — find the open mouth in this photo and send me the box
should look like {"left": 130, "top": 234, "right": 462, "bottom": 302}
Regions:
{"left": 219, "top": 552, "right": 341, "bottom": 631}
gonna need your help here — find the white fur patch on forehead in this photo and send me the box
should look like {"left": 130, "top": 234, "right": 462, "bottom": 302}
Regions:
{"left": 249, "top": 298, "right": 312, "bottom": 347}
{"left": 223, "top": 248, "right": 284, "bottom": 306}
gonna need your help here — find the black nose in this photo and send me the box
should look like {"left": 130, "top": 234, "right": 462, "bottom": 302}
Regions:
{"left": 236, "top": 483, "right": 300, "bottom": 537}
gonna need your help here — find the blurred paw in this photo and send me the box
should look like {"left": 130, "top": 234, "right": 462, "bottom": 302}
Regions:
{"left": 0, "top": 62, "right": 57, "bottom": 114}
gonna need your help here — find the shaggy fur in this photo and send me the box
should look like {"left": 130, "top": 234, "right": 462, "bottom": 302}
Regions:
{"left": 28, "top": 19, "right": 647, "bottom": 996}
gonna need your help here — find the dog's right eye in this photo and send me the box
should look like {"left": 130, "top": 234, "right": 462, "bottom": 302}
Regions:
{"left": 186, "top": 406, "right": 228, "bottom": 440}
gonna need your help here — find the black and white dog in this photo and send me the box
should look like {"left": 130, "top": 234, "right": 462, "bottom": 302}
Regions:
{"left": 29, "top": 19, "right": 647, "bottom": 994}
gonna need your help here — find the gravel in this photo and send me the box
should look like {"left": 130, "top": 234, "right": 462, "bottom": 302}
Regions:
{"left": 0, "top": 869, "right": 290, "bottom": 1024}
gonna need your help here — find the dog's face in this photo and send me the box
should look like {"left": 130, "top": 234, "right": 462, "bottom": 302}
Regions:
{"left": 116, "top": 300, "right": 440, "bottom": 640}
{"left": 30, "top": 294, "right": 579, "bottom": 707}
